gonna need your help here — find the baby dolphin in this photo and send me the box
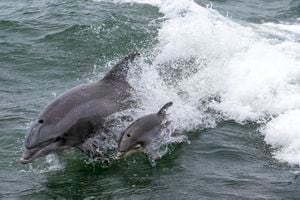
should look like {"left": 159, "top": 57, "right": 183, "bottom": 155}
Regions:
{"left": 20, "top": 53, "right": 140, "bottom": 164}
{"left": 116, "top": 102, "right": 173, "bottom": 159}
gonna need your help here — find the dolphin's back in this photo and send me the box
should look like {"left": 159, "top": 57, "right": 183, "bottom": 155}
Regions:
{"left": 26, "top": 54, "right": 138, "bottom": 149}
{"left": 42, "top": 80, "right": 128, "bottom": 121}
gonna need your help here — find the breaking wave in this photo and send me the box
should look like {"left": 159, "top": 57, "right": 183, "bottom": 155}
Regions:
{"left": 91, "top": 0, "right": 300, "bottom": 165}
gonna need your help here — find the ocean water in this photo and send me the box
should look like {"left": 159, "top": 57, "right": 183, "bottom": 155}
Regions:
{"left": 1, "top": 0, "right": 300, "bottom": 199}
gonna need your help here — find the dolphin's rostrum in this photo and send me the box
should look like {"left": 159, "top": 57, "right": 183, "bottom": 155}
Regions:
{"left": 21, "top": 53, "right": 140, "bottom": 164}
{"left": 116, "top": 102, "right": 173, "bottom": 159}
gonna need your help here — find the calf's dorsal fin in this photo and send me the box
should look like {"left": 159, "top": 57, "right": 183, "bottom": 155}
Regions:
{"left": 157, "top": 102, "right": 173, "bottom": 116}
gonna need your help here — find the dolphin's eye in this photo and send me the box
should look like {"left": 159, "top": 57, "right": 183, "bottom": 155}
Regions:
{"left": 127, "top": 134, "right": 130, "bottom": 137}
{"left": 134, "top": 144, "right": 142, "bottom": 149}
{"left": 38, "top": 119, "right": 44, "bottom": 124}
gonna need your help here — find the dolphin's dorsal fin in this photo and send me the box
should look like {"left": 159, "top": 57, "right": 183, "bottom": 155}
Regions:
{"left": 104, "top": 53, "right": 140, "bottom": 81}
{"left": 157, "top": 102, "right": 173, "bottom": 116}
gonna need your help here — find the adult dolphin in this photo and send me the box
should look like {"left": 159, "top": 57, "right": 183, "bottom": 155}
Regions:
{"left": 20, "top": 53, "right": 140, "bottom": 164}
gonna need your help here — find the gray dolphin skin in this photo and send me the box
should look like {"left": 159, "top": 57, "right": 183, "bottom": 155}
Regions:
{"left": 20, "top": 53, "right": 140, "bottom": 164}
{"left": 116, "top": 102, "right": 173, "bottom": 159}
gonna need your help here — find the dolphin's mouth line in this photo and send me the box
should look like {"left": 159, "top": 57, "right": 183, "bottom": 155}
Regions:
{"left": 20, "top": 147, "right": 44, "bottom": 164}
{"left": 26, "top": 137, "right": 58, "bottom": 150}
{"left": 116, "top": 151, "right": 126, "bottom": 159}
{"left": 116, "top": 148, "right": 143, "bottom": 159}
{"left": 20, "top": 140, "right": 69, "bottom": 164}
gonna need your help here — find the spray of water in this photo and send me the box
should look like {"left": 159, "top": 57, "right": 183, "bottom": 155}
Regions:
{"left": 91, "top": 0, "right": 300, "bottom": 166}
{"left": 26, "top": 0, "right": 300, "bottom": 170}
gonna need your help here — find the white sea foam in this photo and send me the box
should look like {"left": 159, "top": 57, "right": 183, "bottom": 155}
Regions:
{"left": 263, "top": 22, "right": 300, "bottom": 36}
{"left": 263, "top": 110, "right": 300, "bottom": 165}
{"left": 98, "top": 0, "right": 300, "bottom": 165}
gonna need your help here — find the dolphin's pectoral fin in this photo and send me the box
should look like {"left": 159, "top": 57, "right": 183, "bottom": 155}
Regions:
{"left": 104, "top": 53, "right": 140, "bottom": 81}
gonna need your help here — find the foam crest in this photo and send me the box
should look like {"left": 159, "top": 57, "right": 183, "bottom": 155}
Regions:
{"left": 263, "top": 110, "right": 300, "bottom": 165}
{"left": 38, "top": 0, "right": 300, "bottom": 165}
{"left": 128, "top": 57, "right": 218, "bottom": 130}
{"left": 263, "top": 23, "right": 300, "bottom": 36}
{"left": 118, "top": 0, "right": 300, "bottom": 165}
{"left": 155, "top": 1, "right": 254, "bottom": 63}
{"left": 212, "top": 41, "right": 300, "bottom": 122}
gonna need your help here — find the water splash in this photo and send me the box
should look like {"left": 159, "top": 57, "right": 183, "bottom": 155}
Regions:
{"left": 94, "top": 0, "right": 300, "bottom": 166}
{"left": 20, "top": 154, "right": 64, "bottom": 174}
{"left": 21, "top": 0, "right": 300, "bottom": 166}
